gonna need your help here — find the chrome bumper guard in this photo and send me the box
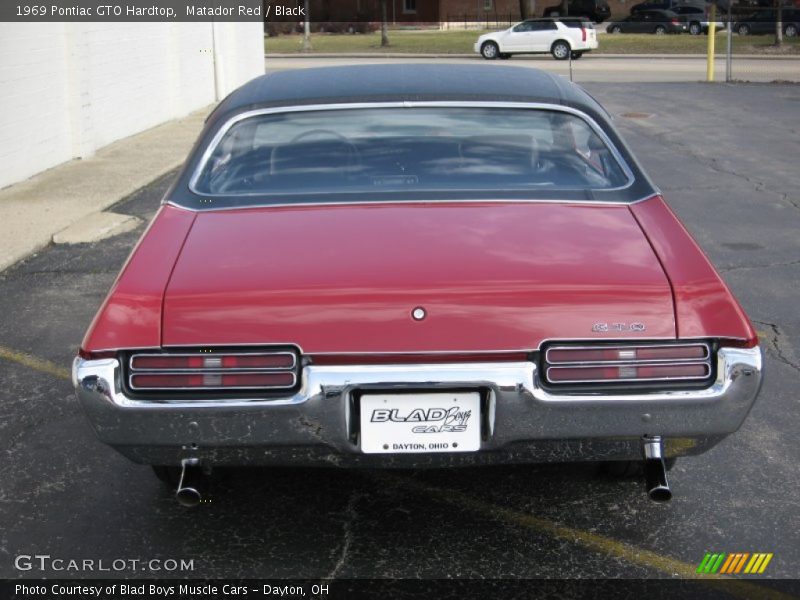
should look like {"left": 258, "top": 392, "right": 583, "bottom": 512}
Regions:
{"left": 73, "top": 346, "right": 762, "bottom": 465}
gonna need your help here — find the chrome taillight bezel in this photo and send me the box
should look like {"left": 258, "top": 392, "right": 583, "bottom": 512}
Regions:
{"left": 540, "top": 341, "right": 715, "bottom": 389}
{"left": 124, "top": 348, "right": 300, "bottom": 395}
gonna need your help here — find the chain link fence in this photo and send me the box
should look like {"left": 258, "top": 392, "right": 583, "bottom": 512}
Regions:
{"left": 442, "top": 13, "right": 519, "bottom": 30}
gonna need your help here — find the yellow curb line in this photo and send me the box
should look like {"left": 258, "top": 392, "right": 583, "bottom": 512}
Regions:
{"left": 379, "top": 475, "right": 790, "bottom": 600}
{"left": 0, "top": 344, "right": 71, "bottom": 381}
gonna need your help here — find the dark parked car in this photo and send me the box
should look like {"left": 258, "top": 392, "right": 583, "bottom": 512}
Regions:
{"left": 734, "top": 9, "right": 800, "bottom": 36}
{"left": 543, "top": 0, "right": 612, "bottom": 23}
{"left": 673, "top": 4, "right": 725, "bottom": 34}
{"left": 607, "top": 9, "right": 689, "bottom": 33}
{"left": 630, "top": 0, "right": 679, "bottom": 12}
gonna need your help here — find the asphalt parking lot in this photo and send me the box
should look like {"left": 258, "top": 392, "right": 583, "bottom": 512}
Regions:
{"left": 1, "top": 82, "right": 799, "bottom": 583}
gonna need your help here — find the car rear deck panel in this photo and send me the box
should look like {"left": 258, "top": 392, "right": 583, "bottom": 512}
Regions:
{"left": 161, "top": 201, "right": 676, "bottom": 353}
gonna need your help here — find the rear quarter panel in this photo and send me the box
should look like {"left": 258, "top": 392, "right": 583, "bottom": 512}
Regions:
{"left": 630, "top": 195, "right": 757, "bottom": 345}
{"left": 80, "top": 205, "right": 196, "bottom": 354}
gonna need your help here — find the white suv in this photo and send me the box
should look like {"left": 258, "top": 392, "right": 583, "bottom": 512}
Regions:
{"left": 475, "top": 18, "right": 598, "bottom": 61}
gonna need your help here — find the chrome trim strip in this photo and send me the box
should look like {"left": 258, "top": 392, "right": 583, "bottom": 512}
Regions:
{"left": 186, "top": 100, "right": 636, "bottom": 200}
{"left": 73, "top": 347, "right": 760, "bottom": 409}
{"left": 166, "top": 196, "right": 641, "bottom": 212}
{"left": 128, "top": 371, "right": 298, "bottom": 392}
{"left": 545, "top": 342, "right": 710, "bottom": 365}
{"left": 129, "top": 351, "right": 298, "bottom": 372}
{"left": 546, "top": 362, "right": 711, "bottom": 384}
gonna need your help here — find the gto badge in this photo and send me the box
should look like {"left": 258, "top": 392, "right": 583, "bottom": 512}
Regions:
{"left": 592, "top": 322, "right": 646, "bottom": 333}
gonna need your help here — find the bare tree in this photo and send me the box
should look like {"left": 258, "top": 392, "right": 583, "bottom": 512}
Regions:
{"left": 519, "top": 0, "right": 529, "bottom": 19}
{"left": 775, "top": 0, "right": 784, "bottom": 47}
{"left": 381, "top": 0, "right": 390, "bottom": 47}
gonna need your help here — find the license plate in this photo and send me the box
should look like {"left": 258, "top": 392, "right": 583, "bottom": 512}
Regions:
{"left": 359, "top": 392, "right": 481, "bottom": 454}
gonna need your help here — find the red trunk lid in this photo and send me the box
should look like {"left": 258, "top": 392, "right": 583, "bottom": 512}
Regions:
{"left": 162, "top": 202, "right": 675, "bottom": 354}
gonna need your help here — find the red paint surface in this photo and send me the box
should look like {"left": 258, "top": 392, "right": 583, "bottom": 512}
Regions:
{"left": 81, "top": 205, "right": 196, "bottom": 353}
{"left": 158, "top": 202, "right": 676, "bottom": 353}
{"left": 630, "top": 196, "right": 756, "bottom": 344}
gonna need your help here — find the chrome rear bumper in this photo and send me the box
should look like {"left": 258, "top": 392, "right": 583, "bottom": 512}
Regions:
{"left": 73, "top": 346, "right": 762, "bottom": 467}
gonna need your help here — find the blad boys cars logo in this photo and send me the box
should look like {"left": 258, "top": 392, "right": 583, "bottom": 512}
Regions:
{"left": 371, "top": 406, "right": 473, "bottom": 433}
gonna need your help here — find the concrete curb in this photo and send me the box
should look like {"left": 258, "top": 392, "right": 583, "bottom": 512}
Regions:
{"left": 52, "top": 212, "right": 142, "bottom": 245}
{"left": 0, "top": 106, "right": 213, "bottom": 273}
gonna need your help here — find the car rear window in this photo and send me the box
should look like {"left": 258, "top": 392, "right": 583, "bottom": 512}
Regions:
{"left": 192, "top": 107, "right": 631, "bottom": 198}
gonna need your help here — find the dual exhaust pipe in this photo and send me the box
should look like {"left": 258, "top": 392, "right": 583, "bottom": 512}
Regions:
{"left": 642, "top": 435, "right": 672, "bottom": 503}
{"left": 176, "top": 458, "right": 204, "bottom": 508}
{"left": 174, "top": 440, "right": 673, "bottom": 507}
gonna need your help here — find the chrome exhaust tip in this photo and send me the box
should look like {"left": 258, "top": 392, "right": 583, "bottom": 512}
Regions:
{"left": 176, "top": 458, "right": 203, "bottom": 508}
{"left": 643, "top": 436, "right": 672, "bottom": 503}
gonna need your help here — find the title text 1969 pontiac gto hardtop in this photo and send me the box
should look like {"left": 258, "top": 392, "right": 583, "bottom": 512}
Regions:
{"left": 73, "top": 65, "right": 762, "bottom": 506}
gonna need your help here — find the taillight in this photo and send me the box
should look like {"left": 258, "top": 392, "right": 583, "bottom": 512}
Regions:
{"left": 543, "top": 342, "right": 713, "bottom": 386}
{"left": 128, "top": 350, "right": 298, "bottom": 391}
{"left": 581, "top": 26, "right": 587, "bottom": 41}
{"left": 671, "top": 19, "right": 680, "bottom": 25}
{"left": 130, "top": 354, "right": 294, "bottom": 370}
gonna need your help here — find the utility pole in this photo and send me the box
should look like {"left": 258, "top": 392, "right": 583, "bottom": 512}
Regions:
{"left": 381, "top": 0, "right": 390, "bottom": 46}
{"left": 302, "top": 0, "right": 312, "bottom": 52}
{"left": 726, "top": 3, "right": 732, "bottom": 82}
{"left": 775, "top": 0, "right": 784, "bottom": 47}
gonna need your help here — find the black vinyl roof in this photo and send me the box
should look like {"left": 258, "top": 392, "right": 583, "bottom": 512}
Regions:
{"left": 166, "top": 64, "right": 658, "bottom": 209}
{"left": 207, "top": 64, "right": 607, "bottom": 124}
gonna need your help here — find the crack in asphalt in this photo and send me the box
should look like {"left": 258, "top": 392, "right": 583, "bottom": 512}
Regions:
{"left": 325, "top": 490, "right": 360, "bottom": 580}
{"left": 627, "top": 123, "right": 799, "bottom": 215}
{"left": 754, "top": 320, "right": 800, "bottom": 374}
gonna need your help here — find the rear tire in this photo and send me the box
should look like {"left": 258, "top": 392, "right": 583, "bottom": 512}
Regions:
{"left": 571, "top": 51, "right": 584, "bottom": 59}
{"left": 481, "top": 41, "right": 499, "bottom": 60}
{"left": 737, "top": 23, "right": 750, "bottom": 35}
{"left": 609, "top": 25, "right": 622, "bottom": 34}
{"left": 551, "top": 40, "right": 571, "bottom": 60}
{"left": 689, "top": 21, "right": 702, "bottom": 35}
{"left": 785, "top": 24, "right": 798, "bottom": 37}
{"left": 655, "top": 25, "right": 667, "bottom": 35}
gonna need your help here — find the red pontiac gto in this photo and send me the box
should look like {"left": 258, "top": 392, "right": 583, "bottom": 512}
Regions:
{"left": 73, "top": 65, "right": 762, "bottom": 506}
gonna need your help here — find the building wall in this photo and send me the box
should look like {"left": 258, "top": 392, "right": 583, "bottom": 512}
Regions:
{"left": 281, "top": 0, "right": 531, "bottom": 23}
{"left": 442, "top": 0, "right": 528, "bottom": 18}
{"left": 0, "top": 23, "right": 264, "bottom": 190}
